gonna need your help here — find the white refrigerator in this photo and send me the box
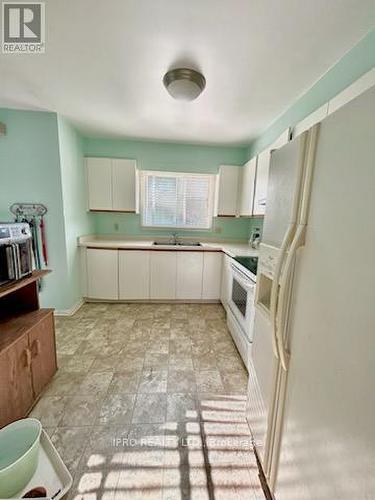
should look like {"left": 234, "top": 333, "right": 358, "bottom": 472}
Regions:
{"left": 247, "top": 85, "right": 375, "bottom": 500}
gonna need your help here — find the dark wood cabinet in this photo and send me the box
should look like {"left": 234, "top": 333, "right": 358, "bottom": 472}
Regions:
{"left": 29, "top": 312, "right": 57, "bottom": 396}
{"left": 0, "top": 271, "right": 56, "bottom": 428}
{"left": 0, "top": 334, "right": 34, "bottom": 426}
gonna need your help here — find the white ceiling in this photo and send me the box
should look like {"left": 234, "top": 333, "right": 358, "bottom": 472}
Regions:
{"left": 0, "top": 0, "right": 374, "bottom": 145}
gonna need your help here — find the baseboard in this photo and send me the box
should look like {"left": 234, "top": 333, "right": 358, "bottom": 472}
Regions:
{"left": 54, "top": 299, "right": 84, "bottom": 317}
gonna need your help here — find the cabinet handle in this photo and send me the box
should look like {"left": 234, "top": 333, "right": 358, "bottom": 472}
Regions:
{"left": 24, "top": 348, "right": 32, "bottom": 368}
{"left": 31, "top": 339, "right": 41, "bottom": 357}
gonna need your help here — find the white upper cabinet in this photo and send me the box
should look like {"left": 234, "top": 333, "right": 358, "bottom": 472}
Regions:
{"left": 239, "top": 157, "right": 257, "bottom": 217}
{"left": 253, "top": 149, "right": 271, "bottom": 216}
{"left": 86, "top": 157, "right": 138, "bottom": 212}
{"left": 119, "top": 250, "right": 150, "bottom": 300}
{"left": 150, "top": 251, "right": 177, "bottom": 300}
{"left": 176, "top": 252, "right": 204, "bottom": 299}
{"left": 216, "top": 165, "right": 241, "bottom": 216}
{"left": 253, "top": 129, "right": 289, "bottom": 216}
{"left": 112, "top": 159, "right": 137, "bottom": 212}
{"left": 202, "top": 252, "right": 222, "bottom": 300}
{"left": 87, "top": 158, "right": 112, "bottom": 210}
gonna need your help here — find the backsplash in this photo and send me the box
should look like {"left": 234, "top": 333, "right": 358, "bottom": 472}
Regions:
{"left": 93, "top": 212, "right": 263, "bottom": 241}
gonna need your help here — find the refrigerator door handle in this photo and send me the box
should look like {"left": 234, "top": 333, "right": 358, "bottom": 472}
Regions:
{"left": 270, "top": 223, "right": 295, "bottom": 360}
{"left": 276, "top": 224, "right": 305, "bottom": 371}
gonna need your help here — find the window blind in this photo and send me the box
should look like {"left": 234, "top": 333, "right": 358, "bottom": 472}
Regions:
{"left": 141, "top": 171, "right": 216, "bottom": 229}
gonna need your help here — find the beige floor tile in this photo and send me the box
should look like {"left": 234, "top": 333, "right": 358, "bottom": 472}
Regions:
{"left": 44, "top": 371, "right": 85, "bottom": 397}
{"left": 48, "top": 303, "right": 264, "bottom": 499}
{"left": 138, "top": 369, "right": 168, "bottom": 393}
{"left": 167, "top": 369, "right": 197, "bottom": 393}
{"left": 108, "top": 371, "right": 141, "bottom": 393}
{"left": 132, "top": 393, "right": 167, "bottom": 424}
{"left": 60, "top": 396, "right": 103, "bottom": 427}
{"left": 220, "top": 370, "right": 248, "bottom": 395}
{"left": 162, "top": 465, "right": 210, "bottom": 500}
{"left": 166, "top": 393, "right": 198, "bottom": 422}
{"left": 144, "top": 352, "right": 169, "bottom": 369}
{"left": 51, "top": 426, "right": 91, "bottom": 472}
{"left": 79, "top": 370, "right": 114, "bottom": 395}
{"left": 196, "top": 370, "right": 225, "bottom": 393}
{"left": 29, "top": 395, "right": 67, "bottom": 427}
{"left": 98, "top": 393, "right": 136, "bottom": 426}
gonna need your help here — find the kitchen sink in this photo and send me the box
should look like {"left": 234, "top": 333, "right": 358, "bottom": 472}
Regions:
{"left": 152, "top": 241, "right": 202, "bottom": 247}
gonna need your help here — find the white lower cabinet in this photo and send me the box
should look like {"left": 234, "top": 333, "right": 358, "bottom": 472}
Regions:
{"left": 86, "top": 248, "right": 118, "bottom": 300}
{"left": 202, "top": 252, "right": 222, "bottom": 300}
{"left": 119, "top": 250, "right": 150, "bottom": 299}
{"left": 150, "top": 251, "right": 177, "bottom": 300}
{"left": 176, "top": 252, "right": 204, "bottom": 299}
{"left": 220, "top": 254, "right": 232, "bottom": 310}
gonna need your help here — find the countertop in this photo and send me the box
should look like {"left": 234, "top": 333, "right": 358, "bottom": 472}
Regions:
{"left": 78, "top": 235, "right": 258, "bottom": 258}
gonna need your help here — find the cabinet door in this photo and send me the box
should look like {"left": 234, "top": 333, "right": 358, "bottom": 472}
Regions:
{"left": 253, "top": 150, "right": 270, "bottom": 216}
{"left": 220, "top": 254, "right": 232, "bottom": 310}
{"left": 239, "top": 158, "right": 256, "bottom": 216}
{"left": 119, "top": 250, "right": 150, "bottom": 299}
{"left": 217, "top": 165, "right": 241, "bottom": 216}
{"left": 112, "top": 159, "right": 137, "bottom": 212}
{"left": 0, "top": 335, "right": 34, "bottom": 427}
{"left": 202, "top": 252, "right": 222, "bottom": 300}
{"left": 176, "top": 252, "right": 203, "bottom": 299}
{"left": 30, "top": 312, "right": 57, "bottom": 397}
{"left": 87, "top": 249, "right": 118, "bottom": 300}
{"left": 86, "top": 158, "right": 112, "bottom": 210}
{"left": 150, "top": 252, "right": 177, "bottom": 300}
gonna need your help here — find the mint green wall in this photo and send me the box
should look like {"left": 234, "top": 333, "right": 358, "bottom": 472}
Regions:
{"left": 94, "top": 213, "right": 258, "bottom": 241}
{"left": 84, "top": 138, "right": 247, "bottom": 173}
{"left": 247, "top": 29, "right": 375, "bottom": 159}
{"left": 0, "top": 108, "right": 68, "bottom": 309}
{"left": 57, "top": 116, "right": 94, "bottom": 309}
{"left": 84, "top": 137, "right": 255, "bottom": 240}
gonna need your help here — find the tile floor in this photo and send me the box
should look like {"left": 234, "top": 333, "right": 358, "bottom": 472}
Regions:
{"left": 30, "top": 303, "right": 265, "bottom": 500}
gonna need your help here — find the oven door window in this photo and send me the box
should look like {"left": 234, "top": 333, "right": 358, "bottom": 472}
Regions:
{"left": 232, "top": 277, "right": 248, "bottom": 318}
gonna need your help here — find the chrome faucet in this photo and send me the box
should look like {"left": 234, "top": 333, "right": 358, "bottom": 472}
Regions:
{"left": 170, "top": 232, "right": 179, "bottom": 245}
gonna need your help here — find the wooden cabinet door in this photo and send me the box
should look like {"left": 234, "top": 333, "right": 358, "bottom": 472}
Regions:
{"left": 150, "top": 251, "right": 177, "bottom": 300}
{"left": 86, "top": 157, "right": 112, "bottom": 210}
{"left": 0, "top": 335, "right": 34, "bottom": 428}
{"left": 29, "top": 312, "right": 57, "bottom": 397}
{"left": 176, "top": 252, "right": 203, "bottom": 299}
{"left": 202, "top": 252, "right": 222, "bottom": 300}
{"left": 119, "top": 250, "right": 150, "bottom": 299}
{"left": 112, "top": 159, "right": 137, "bottom": 212}
{"left": 87, "top": 248, "right": 119, "bottom": 300}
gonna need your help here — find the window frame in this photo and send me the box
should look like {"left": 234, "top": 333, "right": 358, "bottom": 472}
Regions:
{"left": 140, "top": 170, "right": 217, "bottom": 230}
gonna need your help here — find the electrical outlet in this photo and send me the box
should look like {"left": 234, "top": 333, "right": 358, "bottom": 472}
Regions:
{"left": 214, "top": 226, "right": 222, "bottom": 234}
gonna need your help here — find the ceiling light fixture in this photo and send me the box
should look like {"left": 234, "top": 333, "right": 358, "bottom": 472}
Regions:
{"left": 163, "top": 68, "right": 206, "bottom": 101}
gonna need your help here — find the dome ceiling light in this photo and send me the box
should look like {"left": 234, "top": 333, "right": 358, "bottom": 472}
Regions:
{"left": 163, "top": 68, "right": 206, "bottom": 101}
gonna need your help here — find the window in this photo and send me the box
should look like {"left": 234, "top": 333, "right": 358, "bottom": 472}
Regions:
{"left": 140, "top": 171, "right": 216, "bottom": 229}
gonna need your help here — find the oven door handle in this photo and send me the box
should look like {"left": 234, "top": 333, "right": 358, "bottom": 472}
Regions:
{"left": 11, "top": 244, "right": 21, "bottom": 280}
{"left": 13, "top": 243, "right": 22, "bottom": 279}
